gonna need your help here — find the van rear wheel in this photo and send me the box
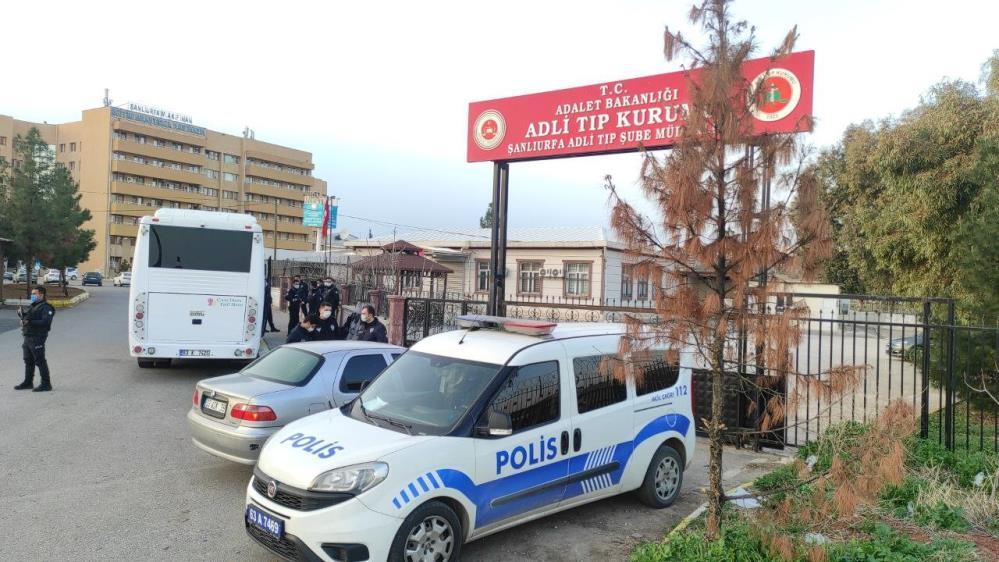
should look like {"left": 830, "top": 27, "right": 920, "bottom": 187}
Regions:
{"left": 637, "top": 444, "right": 683, "bottom": 508}
{"left": 389, "top": 500, "right": 462, "bottom": 562}
{"left": 137, "top": 359, "right": 155, "bottom": 368}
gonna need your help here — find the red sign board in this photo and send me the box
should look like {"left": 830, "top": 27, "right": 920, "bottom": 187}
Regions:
{"left": 467, "top": 50, "right": 814, "bottom": 163}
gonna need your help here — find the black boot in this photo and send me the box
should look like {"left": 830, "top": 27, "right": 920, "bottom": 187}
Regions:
{"left": 14, "top": 381, "right": 33, "bottom": 390}
{"left": 33, "top": 383, "right": 52, "bottom": 392}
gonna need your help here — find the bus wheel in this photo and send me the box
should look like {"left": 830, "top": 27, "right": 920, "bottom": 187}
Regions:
{"left": 137, "top": 359, "right": 155, "bottom": 368}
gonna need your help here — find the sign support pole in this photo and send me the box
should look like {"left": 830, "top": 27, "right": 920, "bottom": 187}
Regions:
{"left": 488, "top": 161, "right": 509, "bottom": 315}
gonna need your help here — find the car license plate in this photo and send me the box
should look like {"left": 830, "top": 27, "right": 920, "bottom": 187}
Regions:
{"left": 180, "top": 349, "right": 211, "bottom": 357}
{"left": 246, "top": 504, "right": 284, "bottom": 539}
{"left": 202, "top": 397, "right": 227, "bottom": 417}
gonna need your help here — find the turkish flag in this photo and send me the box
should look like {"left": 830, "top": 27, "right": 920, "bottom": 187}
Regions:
{"left": 321, "top": 199, "right": 330, "bottom": 238}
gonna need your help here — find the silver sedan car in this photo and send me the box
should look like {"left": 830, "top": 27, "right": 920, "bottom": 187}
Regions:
{"left": 187, "top": 340, "right": 404, "bottom": 465}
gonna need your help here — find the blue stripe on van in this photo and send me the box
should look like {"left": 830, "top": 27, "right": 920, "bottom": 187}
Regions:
{"left": 428, "top": 413, "right": 690, "bottom": 528}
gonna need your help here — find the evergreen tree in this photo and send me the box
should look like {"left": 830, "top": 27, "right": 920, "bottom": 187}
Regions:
{"left": 1, "top": 129, "right": 56, "bottom": 297}
{"left": 479, "top": 202, "right": 494, "bottom": 228}
{"left": 46, "top": 163, "right": 96, "bottom": 296}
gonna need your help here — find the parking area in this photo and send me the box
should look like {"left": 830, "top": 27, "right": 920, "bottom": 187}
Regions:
{"left": 0, "top": 287, "right": 784, "bottom": 561}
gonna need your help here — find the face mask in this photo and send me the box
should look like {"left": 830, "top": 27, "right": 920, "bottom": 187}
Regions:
{"left": 361, "top": 314, "right": 372, "bottom": 323}
{"left": 293, "top": 283, "right": 300, "bottom": 288}
{"left": 324, "top": 282, "right": 332, "bottom": 287}
{"left": 30, "top": 294, "right": 39, "bottom": 303}
{"left": 305, "top": 326, "right": 315, "bottom": 332}
{"left": 320, "top": 311, "right": 331, "bottom": 319}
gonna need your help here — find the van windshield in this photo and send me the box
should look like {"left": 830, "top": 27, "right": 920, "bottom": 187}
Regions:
{"left": 354, "top": 351, "right": 500, "bottom": 435}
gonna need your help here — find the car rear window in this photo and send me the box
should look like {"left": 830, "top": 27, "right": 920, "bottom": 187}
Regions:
{"left": 241, "top": 347, "right": 323, "bottom": 386}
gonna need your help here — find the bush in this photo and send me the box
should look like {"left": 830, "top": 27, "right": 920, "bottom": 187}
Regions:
{"left": 913, "top": 500, "right": 969, "bottom": 532}
{"left": 826, "top": 521, "right": 976, "bottom": 561}
{"left": 907, "top": 437, "right": 999, "bottom": 490}
{"left": 631, "top": 518, "right": 771, "bottom": 562}
{"left": 880, "top": 476, "right": 925, "bottom": 517}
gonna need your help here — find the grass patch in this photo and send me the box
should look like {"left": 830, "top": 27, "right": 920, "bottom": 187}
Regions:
{"left": 634, "top": 413, "right": 999, "bottom": 562}
{"left": 926, "top": 407, "right": 999, "bottom": 455}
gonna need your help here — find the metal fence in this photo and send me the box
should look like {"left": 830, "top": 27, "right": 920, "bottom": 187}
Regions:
{"left": 401, "top": 293, "right": 998, "bottom": 453}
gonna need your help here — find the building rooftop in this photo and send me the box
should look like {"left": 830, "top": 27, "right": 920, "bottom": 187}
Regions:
{"left": 345, "top": 226, "right": 622, "bottom": 249}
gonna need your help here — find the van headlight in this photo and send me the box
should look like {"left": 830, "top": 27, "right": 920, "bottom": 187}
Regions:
{"left": 310, "top": 462, "right": 389, "bottom": 494}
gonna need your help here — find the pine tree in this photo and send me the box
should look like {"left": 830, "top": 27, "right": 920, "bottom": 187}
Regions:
{"left": 45, "top": 163, "right": 96, "bottom": 296}
{"left": 479, "top": 202, "right": 494, "bottom": 228}
{"left": 1, "top": 128, "right": 56, "bottom": 297}
{"left": 608, "top": 0, "right": 845, "bottom": 538}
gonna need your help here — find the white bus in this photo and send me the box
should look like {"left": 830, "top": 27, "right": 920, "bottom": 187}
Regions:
{"left": 128, "top": 209, "right": 266, "bottom": 368}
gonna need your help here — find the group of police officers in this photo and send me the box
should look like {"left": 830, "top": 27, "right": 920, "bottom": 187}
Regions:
{"left": 279, "top": 274, "right": 387, "bottom": 345}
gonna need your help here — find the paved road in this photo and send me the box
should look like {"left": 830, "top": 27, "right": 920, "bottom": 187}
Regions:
{"left": 0, "top": 287, "right": 783, "bottom": 561}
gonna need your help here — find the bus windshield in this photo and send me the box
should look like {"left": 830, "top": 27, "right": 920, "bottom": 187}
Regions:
{"left": 148, "top": 225, "right": 252, "bottom": 272}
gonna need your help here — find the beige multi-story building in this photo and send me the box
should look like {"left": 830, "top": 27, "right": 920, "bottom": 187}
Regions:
{"left": 0, "top": 105, "right": 327, "bottom": 274}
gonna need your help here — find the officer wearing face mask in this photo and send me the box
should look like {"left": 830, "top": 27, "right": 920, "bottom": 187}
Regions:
{"left": 283, "top": 276, "right": 306, "bottom": 333}
{"left": 314, "top": 302, "right": 338, "bottom": 341}
{"left": 319, "top": 277, "right": 340, "bottom": 319}
{"left": 345, "top": 304, "right": 388, "bottom": 343}
{"left": 286, "top": 314, "right": 320, "bottom": 344}
{"left": 14, "top": 285, "right": 56, "bottom": 392}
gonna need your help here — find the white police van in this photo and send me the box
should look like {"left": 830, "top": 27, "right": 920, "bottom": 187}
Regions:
{"left": 245, "top": 316, "right": 695, "bottom": 562}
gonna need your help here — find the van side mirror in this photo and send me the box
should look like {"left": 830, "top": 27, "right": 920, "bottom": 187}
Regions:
{"left": 477, "top": 408, "right": 513, "bottom": 437}
{"left": 359, "top": 379, "right": 372, "bottom": 392}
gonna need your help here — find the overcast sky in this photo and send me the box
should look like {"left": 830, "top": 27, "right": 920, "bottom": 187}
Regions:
{"left": 2, "top": 0, "right": 995, "bottom": 238}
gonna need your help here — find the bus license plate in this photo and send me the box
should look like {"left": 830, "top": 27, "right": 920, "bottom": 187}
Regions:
{"left": 246, "top": 504, "right": 284, "bottom": 539}
{"left": 180, "top": 349, "right": 211, "bottom": 357}
{"left": 202, "top": 398, "right": 227, "bottom": 417}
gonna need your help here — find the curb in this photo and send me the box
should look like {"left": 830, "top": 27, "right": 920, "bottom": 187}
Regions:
{"left": 4, "top": 290, "right": 89, "bottom": 309}
{"left": 668, "top": 480, "right": 757, "bottom": 537}
{"left": 668, "top": 454, "right": 796, "bottom": 537}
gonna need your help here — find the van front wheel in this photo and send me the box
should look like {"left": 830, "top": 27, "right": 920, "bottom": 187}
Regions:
{"left": 389, "top": 500, "right": 462, "bottom": 562}
{"left": 637, "top": 444, "right": 683, "bottom": 508}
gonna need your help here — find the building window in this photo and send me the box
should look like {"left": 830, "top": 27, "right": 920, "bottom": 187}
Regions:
{"left": 203, "top": 169, "right": 219, "bottom": 179}
{"left": 636, "top": 273, "right": 649, "bottom": 301}
{"left": 70, "top": 142, "right": 76, "bottom": 152}
{"left": 401, "top": 271, "right": 421, "bottom": 290}
{"left": 475, "top": 260, "right": 490, "bottom": 293}
{"left": 206, "top": 150, "right": 220, "bottom": 161}
{"left": 222, "top": 190, "right": 238, "bottom": 200}
{"left": 135, "top": 135, "right": 146, "bottom": 144}
{"left": 59, "top": 144, "right": 65, "bottom": 153}
{"left": 517, "top": 261, "right": 543, "bottom": 296}
{"left": 0, "top": 136, "right": 7, "bottom": 146}
{"left": 68, "top": 161, "right": 75, "bottom": 171}
{"left": 223, "top": 172, "right": 238, "bottom": 182}
{"left": 564, "top": 262, "right": 591, "bottom": 298}
{"left": 621, "top": 264, "right": 634, "bottom": 301}
{"left": 223, "top": 154, "right": 239, "bottom": 164}
{"left": 573, "top": 355, "right": 626, "bottom": 414}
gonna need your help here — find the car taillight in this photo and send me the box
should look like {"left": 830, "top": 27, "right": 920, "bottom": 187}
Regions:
{"left": 231, "top": 404, "right": 276, "bottom": 422}
{"left": 192, "top": 388, "right": 198, "bottom": 406}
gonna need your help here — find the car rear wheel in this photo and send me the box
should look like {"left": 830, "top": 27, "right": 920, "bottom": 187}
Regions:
{"left": 637, "top": 444, "right": 683, "bottom": 508}
{"left": 389, "top": 500, "right": 462, "bottom": 562}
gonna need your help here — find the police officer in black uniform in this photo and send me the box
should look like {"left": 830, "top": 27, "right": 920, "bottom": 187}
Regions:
{"left": 14, "top": 285, "right": 56, "bottom": 392}
{"left": 284, "top": 276, "right": 306, "bottom": 333}
{"left": 319, "top": 276, "right": 340, "bottom": 319}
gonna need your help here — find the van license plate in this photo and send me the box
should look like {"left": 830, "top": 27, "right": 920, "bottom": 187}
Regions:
{"left": 202, "top": 397, "right": 227, "bottom": 417}
{"left": 180, "top": 349, "right": 211, "bottom": 357}
{"left": 246, "top": 504, "right": 284, "bottom": 539}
